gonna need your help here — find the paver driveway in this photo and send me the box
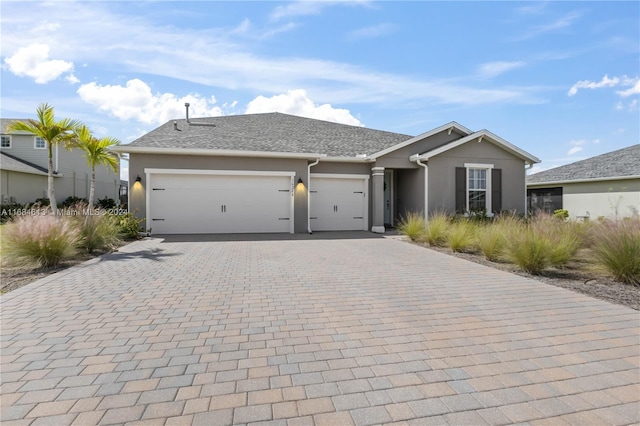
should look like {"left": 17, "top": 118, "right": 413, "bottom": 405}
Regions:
{"left": 1, "top": 233, "right": 638, "bottom": 426}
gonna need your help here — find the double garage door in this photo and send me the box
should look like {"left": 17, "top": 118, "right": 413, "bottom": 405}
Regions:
{"left": 147, "top": 170, "right": 294, "bottom": 234}
{"left": 145, "top": 170, "right": 369, "bottom": 234}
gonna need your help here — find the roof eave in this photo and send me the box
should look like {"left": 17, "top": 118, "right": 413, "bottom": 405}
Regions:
{"left": 527, "top": 175, "right": 640, "bottom": 186}
{"left": 112, "top": 146, "right": 326, "bottom": 160}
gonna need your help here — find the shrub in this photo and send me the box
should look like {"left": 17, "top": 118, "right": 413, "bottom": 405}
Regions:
{"left": 61, "top": 196, "right": 88, "bottom": 208}
{"left": 423, "top": 212, "right": 450, "bottom": 247}
{"left": 475, "top": 224, "right": 506, "bottom": 261}
{"left": 398, "top": 211, "right": 426, "bottom": 241}
{"left": 446, "top": 219, "right": 476, "bottom": 252}
{"left": 1, "top": 214, "right": 80, "bottom": 268}
{"left": 96, "top": 197, "right": 117, "bottom": 209}
{"left": 78, "top": 214, "right": 122, "bottom": 253}
{"left": 117, "top": 212, "right": 145, "bottom": 239}
{"left": 553, "top": 209, "right": 569, "bottom": 220}
{"left": 590, "top": 219, "right": 640, "bottom": 285}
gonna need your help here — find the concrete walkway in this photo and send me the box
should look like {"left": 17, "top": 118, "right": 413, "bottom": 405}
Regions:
{"left": 1, "top": 234, "right": 638, "bottom": 425}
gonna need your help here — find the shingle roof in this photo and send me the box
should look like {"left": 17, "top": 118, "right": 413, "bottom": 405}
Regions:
{"left": 527, "top": 144, "right": 640, "bottom": 184}
{"left": 0, "top": 151, "right": 50, "bottom": 175}
{"left": 126, "top": 113, "right": 412, "bottom": 157}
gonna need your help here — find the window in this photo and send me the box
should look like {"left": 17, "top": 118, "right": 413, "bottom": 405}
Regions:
{"left": 1, "top": 135, "right": 10, "bottom": 148}
{"left": 527, "top": 187, "right": 562, "bottom": 214}
{"left": 456, "top": 164, "right": 501, "bottom": 215}
{"left": 468, "top": 168, "right": 487, "bottom": 211}
{"left": 34, "top": 137, "right": 46, "bottom": 149}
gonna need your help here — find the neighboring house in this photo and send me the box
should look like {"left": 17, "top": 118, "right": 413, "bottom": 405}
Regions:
{"left": 113, "top": 112, "right": 539, "bottom": 234}
{"left": 1, "top": 119, "right": 121, "bottom": 205}
{"left": 527, "top": 144, "right": 640, "bottom": 220}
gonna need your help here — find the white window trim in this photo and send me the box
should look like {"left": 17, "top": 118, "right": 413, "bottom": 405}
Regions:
{"left": 1, "top": 135, "right": 11, "bottom": 148}
{"left": 34, "top": 137, "right": 46, "bottom": 149}
{"left": 464, "top": 163, "right": 493, "bottom": 215}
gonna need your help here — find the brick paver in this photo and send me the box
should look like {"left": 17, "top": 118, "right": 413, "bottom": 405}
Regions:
{"left": 1, "top": 233, "right": 638, "bottom": 425}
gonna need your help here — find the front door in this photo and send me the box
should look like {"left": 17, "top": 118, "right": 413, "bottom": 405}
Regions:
{"left": 384, "top": 170, "right": 393, "bottom": 226}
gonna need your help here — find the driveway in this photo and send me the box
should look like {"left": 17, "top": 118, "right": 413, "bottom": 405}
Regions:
{"left": 1, "top": 234, "right": 638, "bottom": 425}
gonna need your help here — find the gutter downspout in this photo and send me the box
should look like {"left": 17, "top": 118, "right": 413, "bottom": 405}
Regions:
{"left": 416, "top": 157, "right": 428, "bottom": 222}
{"left": 307, "top": 158, "right": 320, "bottom": 234}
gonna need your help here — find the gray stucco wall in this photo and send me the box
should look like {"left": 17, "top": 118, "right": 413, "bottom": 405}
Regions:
{"left": 427, "top": 141, "right": 527, "bottom": 215}
{"left": 395, "top": 168, "right": 424, "bottom": 221}
{"left": 375, "top": 129, "right": 466, "bottom": 169}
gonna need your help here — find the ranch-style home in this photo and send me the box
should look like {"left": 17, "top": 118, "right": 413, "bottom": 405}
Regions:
{"left": 527, "top": 144, "right": 640, "bottom": 220}
{"left": 113, "top": 112, "right": 539, "bottom": 234}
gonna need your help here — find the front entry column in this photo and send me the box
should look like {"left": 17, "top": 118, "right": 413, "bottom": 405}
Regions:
{"left": 371, "top": 167, "right": 385, "bottom": 233}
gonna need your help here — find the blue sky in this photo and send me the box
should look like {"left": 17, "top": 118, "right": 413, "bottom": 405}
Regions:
{"left": 1, "top": 1, "right": 638, "bottom": 179}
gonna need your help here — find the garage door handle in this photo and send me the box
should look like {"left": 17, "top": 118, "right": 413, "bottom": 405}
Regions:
{"left": 278, "top": 218, "right": 290, "bottom": 220}
{"left": 152, "top": 188, "right": 165, "bottom": 191}
{"left": 152, "top": 218, "right": 165, "bottom": 221}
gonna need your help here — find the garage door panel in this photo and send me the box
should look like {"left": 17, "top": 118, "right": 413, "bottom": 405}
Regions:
{"left": 148, "top": 173, "right": 293, "bottom": 234}
{"left": 310, "top": 176, "right": 368, "bottom": 232}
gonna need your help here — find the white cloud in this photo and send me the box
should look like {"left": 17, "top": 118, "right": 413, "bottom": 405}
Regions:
{"left": 77, "top": 79, "right": 223, "bottom": 125}
{"left": 514, "top": 10, "right": 583, "bottom": 41}
{"left": 0, "top": 2, "right": 543, "bottom": 108}
{"left": 568, "top": 74, "right": 639, "bottom": 97}
{"left": 245, "top": 89, "right": 363, "bottom": 126}
{"left": 65, "top": 74, "right": 80, "bottom": 84}
{"left": 567, "top": 139, "right": 585, "bottom": 155}
{"left": 348, "top": 23, "right": 395, "bottom": 40}
{"left": 477, "top": 61, "right": 526, "bottom": 78}
{"left": 617, "top": 80, "right": 640, "bottom": 97}
{"left": 4, "top": 43, "right": 74, "bottom": 84}
{"left": 270, "top": 1, "right": 369, "bottom": 20}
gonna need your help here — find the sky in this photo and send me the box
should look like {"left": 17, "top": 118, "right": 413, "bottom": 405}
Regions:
{"left": 1, "top": 0, "right": 639, "bottom": 180}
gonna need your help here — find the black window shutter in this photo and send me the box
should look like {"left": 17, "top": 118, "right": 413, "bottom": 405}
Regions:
{"left": 492, "top": 168, "right": 502, "bottom": 213}
{"left": 455, "top": 167, "right": 466, "bottom": 213}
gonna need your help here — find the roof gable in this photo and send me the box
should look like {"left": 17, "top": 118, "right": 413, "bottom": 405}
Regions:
{"left": 410, "top": 130, "right": 540, "bottom": 164}
{"left": 527, "top": 144, "right": 640, "bottom": 184}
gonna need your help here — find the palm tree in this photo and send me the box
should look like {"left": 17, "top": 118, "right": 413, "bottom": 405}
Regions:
{"left": 6, "top": 103, "right": 82, "bottom": 214}
{"left": 74, "top": 126, "right": 120, "bottom": 208}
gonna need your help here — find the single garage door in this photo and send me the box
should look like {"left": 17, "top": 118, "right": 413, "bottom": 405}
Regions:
{"left": 146, "top": 170, "right": 294, "bottom": 234}
{"left": 309, "top": 174, "right": 369, "bottom": 231}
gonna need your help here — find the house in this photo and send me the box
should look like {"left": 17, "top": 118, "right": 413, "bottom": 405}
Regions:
{"left": 113, "top": 112, "right": 539, "bottom": 234}
{"left": 1, "top": 119, "right": 121, "bottom": 205}
{"left": 527, "top": 144, "right": 640, "bottom": 220}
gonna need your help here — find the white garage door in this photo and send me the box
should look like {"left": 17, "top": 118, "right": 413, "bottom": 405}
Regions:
{"left": 309, "top": 174, "right": 369, "bottom": 231}
{"left": 147, "top": 170, "right": 294, "bottom": 234}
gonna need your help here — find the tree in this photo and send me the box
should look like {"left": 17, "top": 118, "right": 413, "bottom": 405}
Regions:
{"left": 74, "top": 126, "right": 120, "bottom": 208}
{"left": 6, "top": 103, "right": 82, "bottom": 214}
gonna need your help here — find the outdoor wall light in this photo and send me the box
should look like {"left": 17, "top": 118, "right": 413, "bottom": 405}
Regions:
{"left": 297, "top": 177, "right": 303, "bottom": 185}
{"left": 135, "top": 175, "right": 142, "bottom": 183}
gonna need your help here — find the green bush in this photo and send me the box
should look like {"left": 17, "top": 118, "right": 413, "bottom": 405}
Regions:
{"left": 446, "top": 219, "right": 477, "bottom": 252}
{"left": 423, "top": 212, "right": 450, "bottom": 247}
{"left": 475, "top": 224, "right": 506, "bottom": 261}
{"left": 553, "top": 209, "right": 569, "bottom": 220}
{"left": 1, "top": 215, "right": 81, "bottom": 268}
{"left": 117, "top": 212, "right": 145, "bottom": 239}
{"left": 78, "top": 214, "right": 122, "bottom": 253}
{"left": 590, "top": 219, "right": 640, "bottom": 285}
{"left": 398, "top": 211, "right": 426, "bottom": 241}
{"left": 61, "top": 196, "right": 88, "bottom": 208}
{"left": 96, "top": 197, "right": 117, "bottom": 209}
